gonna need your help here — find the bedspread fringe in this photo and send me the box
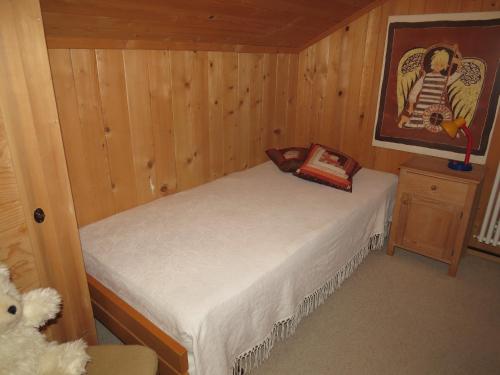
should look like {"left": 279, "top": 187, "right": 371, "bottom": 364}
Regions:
{"left": 232, "top": 233, "right": 385, "bottom": 375}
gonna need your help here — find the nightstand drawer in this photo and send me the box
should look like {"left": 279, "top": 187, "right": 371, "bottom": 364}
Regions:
{"left": 400, "top": 170, "right": 468, "bottom": 205}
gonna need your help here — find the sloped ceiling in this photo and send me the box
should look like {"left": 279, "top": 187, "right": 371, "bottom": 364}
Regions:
{"left": 40, "top": 0, "right": 383, "bottom": 52}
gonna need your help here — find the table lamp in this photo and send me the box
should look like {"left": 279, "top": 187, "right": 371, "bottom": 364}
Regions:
{"left": 441, "top": 117, "right": 473, "bottom": 171}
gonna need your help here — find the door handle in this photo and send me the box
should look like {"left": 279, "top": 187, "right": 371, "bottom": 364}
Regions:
{"left": 34, "top": 208, "right": 45, "bottom": 223}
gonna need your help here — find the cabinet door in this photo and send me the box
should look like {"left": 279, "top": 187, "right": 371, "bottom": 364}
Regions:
{"left": 396, "top": 193, "right": 462, "bottom": 261}
{"left": 0, "top": 0, "right": 96, "bottom": 343}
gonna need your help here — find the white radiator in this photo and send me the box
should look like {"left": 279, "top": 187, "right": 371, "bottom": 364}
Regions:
{"left": 477, "top": 162, "right": 500, "bottom": 247}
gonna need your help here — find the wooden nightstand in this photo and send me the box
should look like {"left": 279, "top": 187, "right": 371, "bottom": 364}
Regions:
{"left": 388, "top": 155, "right": 484, "bottom": 276}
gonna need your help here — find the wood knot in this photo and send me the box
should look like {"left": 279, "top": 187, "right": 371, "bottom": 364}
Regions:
{"left": 186, "top": 157, "right": 192, "bottom": 164}
{"left": 345, "top": 26, "right": 350, "bottom": 31}
{"left": 184, "top": 81, "right": 190, "bottom": 88}
{"left": 338, "top": 90, "right": 343, "bottom": 96}
{"left": 147, "top": 160, "right": 154, "bottom": 169}
{"left": 104, "top": 126, "right": 111, "bottom": 133}
{"left": 160, "top": 184, "right": 168, "bottom": 193}
{"left": 228, "top": 110, "right": 234, "bottom": 115}
{"left": 273, "top": 128, "right": 282, "bottom": 135}
{"left": 214, "top": 100, "right": 218, "bottom": 105}
{"left": 359, "top": 113, "right": 365, "bottom": 119}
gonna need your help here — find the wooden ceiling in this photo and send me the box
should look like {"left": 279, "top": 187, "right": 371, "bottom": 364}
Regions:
{"left": 40, "top": 0, "right": 383, "bottom": 52}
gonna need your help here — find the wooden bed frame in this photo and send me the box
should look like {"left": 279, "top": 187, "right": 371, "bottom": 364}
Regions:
{"left": 87, "top": 274, "right": 189, "bottom": 375}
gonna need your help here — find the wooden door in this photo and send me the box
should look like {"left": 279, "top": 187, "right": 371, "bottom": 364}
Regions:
{"left": 396, "top": 193, "right": 462, "bottom": 262}
{"left": 0, "top": 0, "right": 96, "bottom": 344}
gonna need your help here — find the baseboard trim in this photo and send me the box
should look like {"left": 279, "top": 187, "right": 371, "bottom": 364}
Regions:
{"left": 467, "top": 247, "right": 500, "bottom": 264}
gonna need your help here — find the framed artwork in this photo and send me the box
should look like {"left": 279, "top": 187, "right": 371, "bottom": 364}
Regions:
{"left": 373, "top": 12, "right": 500, "bottom": 164}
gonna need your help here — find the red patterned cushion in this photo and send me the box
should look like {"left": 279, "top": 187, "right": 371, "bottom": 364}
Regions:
{"left": 294, "top": 144, "right": 361, "bottom": 192}
{"left": 265, "top": 147, "right": 309, "bottom": 172}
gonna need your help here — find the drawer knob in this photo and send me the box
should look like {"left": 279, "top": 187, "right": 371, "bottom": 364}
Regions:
{"left": 430, "top": 185, "right": 437, "bottom": 191}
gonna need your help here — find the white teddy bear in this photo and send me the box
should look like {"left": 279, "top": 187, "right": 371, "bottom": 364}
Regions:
{"left": 0, "top": 263, "right": 90, "bottom": 375}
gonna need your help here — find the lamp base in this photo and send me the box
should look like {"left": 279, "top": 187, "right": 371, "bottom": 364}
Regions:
{"left": 448, "top": 160, "right": 473, "bottom": 171}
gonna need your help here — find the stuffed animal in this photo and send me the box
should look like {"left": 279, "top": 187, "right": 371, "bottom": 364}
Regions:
{"left": 0, "top": 263, "right": 90, "bottom": 375}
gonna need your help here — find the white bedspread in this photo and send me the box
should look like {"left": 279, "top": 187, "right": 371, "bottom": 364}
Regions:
{"left": 80, "top": 162, "right": 397, "bottom": 375}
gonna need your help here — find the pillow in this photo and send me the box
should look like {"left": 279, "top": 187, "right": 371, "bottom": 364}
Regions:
{"left": 265, "top": 147, "right": 309, "bottom": 172}
{"left": 294, "top": 144, "right": 361, "bottom": 192}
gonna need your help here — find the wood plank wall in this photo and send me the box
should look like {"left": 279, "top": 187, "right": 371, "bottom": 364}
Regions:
{"left": 293, "top": 0, "right": 500, "bottom": 248}
{"left": 48, "top": 49, "right": 298, "bottom": 226}
{"left": 0, "top": 108, "right": 40, "bottom": 292}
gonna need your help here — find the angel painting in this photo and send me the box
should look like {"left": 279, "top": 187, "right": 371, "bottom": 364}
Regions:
{"left": 373, "top": 14, "right": 500, "bottom": 164}
{"left": 396, "top": 43, "right": 485, "bottom": 134}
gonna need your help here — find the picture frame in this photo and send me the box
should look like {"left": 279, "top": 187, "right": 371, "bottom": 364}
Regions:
{"left": 372, "top": 12, "right": 500, "bottom": 164}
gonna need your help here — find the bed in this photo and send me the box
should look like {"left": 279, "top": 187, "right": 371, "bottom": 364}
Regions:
{"left": 79, "top": 161, "right": 398, "bottom": 375}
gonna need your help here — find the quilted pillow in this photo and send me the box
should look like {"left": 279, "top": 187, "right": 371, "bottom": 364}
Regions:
{"left": 265, "top": 147, "right": 309, "bottom": 172}
{"left": 294, "top": 144, "right": 361, "bottom": 192}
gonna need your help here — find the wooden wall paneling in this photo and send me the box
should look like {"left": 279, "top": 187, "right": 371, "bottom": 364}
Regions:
{"left": 191, "top": 51, "right": 211, "bottom": 185}
{"left": 0, "top": 0, "right": 96, "bottom": 343}
{"left": 123, "top": 50, "right": 158, "bottom": 203}
{"left": 51, "top": 47, "right": 300, "bottom": 224}
{"left": 406, "top": 0, "right": 426, "bottom": 13}
{"left": 320, "top": 32, "right": 342, "bottom": 149}
{"left": 261, "top": 54, "right": 278, "bottom": 155}
{"left": 170, "top": 51, "right": 194, "bottom": 190}
{"left": 274, "top": 54, "right": 291, "bottom": 149}
{"left": 482, "top": 0, "right": 500, "bottom": 11}
{"left": 330, "top": 26, "right": 352, "bottom": 152}
{"left": 423, "top": 0, "right": 459, "bottom": 13}
{"left": 0, "top": 109, "right": 40, "bottom": 292}
{"left": 170, "top": 51, "right": 210, "bottom": 190}
{"left": 70, "top": 49, "right": 115, "bottom": 218}
{"left": 294, "top": 48, "right": 314, "bottom": 146}
{"left": 308, "top": 37, "right": 330, "bottom": 145}
{"left": 222, "top": 52, "right": 240, "bottom": 175}
{"left": 49, "top": 49, "right": 97, "bottom": 226}
{"left": 147, "top": 50, "right": 178, "bottom": 196}
{"left": 285, "top": 54, "right": 299, "bottom": 148}
{"left": 237, "top": 53, "right": 252, "bottom": 170}
{"left": 51, "top": 49, "right": 115, "bottom": 226}
{"left": 338, "top": 15, "right": 370, "bottom": 163}
{"left": 246, "top": 53, "right": 265, "bottom": 167}
{"left": 207, "top": 52, "right": 225, "bottom": 180}
{"left": 94, "top": 49, "right": 138, "bottom": 210}
{"left": 371, "top": 0, "right": 414, "bottom": 173}
{"left": 456, "top": 0, "right": 482, "bottom": 11}
{"left": 352, "top": 8, "right": 384, "bottom": 169}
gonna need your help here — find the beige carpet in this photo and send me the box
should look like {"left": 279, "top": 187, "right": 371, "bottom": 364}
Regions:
{"left": 96, "top": 248, "right": 500, "bottom": 375}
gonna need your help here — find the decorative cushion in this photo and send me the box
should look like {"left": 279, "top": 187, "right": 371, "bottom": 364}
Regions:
{"left": 294, "top": 144, "right": 361, "bottom": 192}
{"left": 265, "top": 147, "right": 309, "bottom": 172}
